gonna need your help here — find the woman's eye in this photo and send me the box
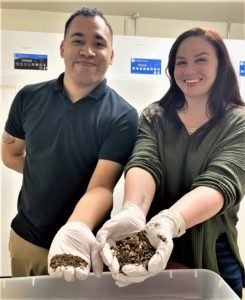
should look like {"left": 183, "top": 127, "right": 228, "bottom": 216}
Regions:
{"left": 176, "top": 61, "right": 186, "bottom": 66}
{"left": 196, "top": 58, "right": 207, "bottom": 63}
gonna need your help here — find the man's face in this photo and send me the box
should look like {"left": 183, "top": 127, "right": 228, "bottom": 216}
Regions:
{"left": 60, "top": 15, "right": 114, "bottom": 89}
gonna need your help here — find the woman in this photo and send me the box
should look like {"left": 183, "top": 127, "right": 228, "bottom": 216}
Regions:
{"left": 96, "top": 28, "right": 245, "bottom": 298}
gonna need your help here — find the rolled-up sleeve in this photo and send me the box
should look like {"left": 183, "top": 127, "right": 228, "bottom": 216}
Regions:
{"left": 192, "top": 110, "right": 245, "bottom": 211}
{"left": 125, "top": 105, "right": 163, "bottom": 188}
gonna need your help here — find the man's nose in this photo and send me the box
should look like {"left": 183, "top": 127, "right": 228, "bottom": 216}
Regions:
{"left": 79, "top": 46, "right": 96, "bottom": 57}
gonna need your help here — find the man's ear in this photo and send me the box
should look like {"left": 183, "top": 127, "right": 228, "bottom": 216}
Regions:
{"left": 109, "top": 50, "right": 114, "bottom": 65}
{"left": 60, "top": 40, "right": 64, "bottom": 58}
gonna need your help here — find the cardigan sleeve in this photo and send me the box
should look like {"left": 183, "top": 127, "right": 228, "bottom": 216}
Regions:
{"left": 192, "top": 108, "right": 245, "bottom": 212}
{"left": 124, "top": 104, "right": 163, "bottom": 189}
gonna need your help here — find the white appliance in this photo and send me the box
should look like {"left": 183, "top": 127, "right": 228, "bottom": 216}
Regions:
{"left": 0, "top": 30, "right": 244, "bottom": 276}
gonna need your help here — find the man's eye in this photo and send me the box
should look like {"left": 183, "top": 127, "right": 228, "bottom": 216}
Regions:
{"left": 95, "top": 42, "right": 105, "bottom": 48}
{"left": 73, "top": 40, "right": 82, "bottom": 45}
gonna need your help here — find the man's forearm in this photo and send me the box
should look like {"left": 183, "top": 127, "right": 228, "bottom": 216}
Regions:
{"left": 2, "top": 154, "right": 25, "bottom": 174}
{"left": 68, "top": 186, "right": 113, "bottom": 229}
{"left": 1, "top": 131, "right": 25, "bottom": 174}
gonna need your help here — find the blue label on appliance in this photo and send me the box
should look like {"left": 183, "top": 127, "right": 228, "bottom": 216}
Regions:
{"left": 131, "top": 58, "right": 161, "bottom": 75}
{"left": 240, "top": 61, "right": 245, "bottom": 76}
{"left": 14, "top": 53, "right": 48, "bottom": 70}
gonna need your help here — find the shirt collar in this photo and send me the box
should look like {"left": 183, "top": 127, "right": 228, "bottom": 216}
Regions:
{"left": 54, "top": 73, "right": 107, "bottom": 101}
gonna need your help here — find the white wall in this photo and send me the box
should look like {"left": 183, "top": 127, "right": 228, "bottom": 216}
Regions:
{"left": 1, "top": 8, "right": 245, "bottom": 39}
{"left": 0, "top": 31, "right": 171, "bottom": 276}
{"left": 1, "top": 30, "right": 245, "bottom": 277}
{"left": 0, "top": 31, "right": 65, "bottom": 276}
{"left": 0, "top": 32, "right": 3, "bottom": 273}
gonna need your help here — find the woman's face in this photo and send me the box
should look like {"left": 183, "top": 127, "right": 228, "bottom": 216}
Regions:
{"left": 174, "top": 36, "right": 218, "bottom": 102}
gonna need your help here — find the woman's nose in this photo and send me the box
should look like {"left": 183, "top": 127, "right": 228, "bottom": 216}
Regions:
{"left": 183, "top": 63, "right": 195, "bottom": 74}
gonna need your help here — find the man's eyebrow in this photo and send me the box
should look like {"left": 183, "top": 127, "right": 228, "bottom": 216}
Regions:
{"left": 70, "top": 32, "right": 84, "bottom": 38}
{"left": 70, "top": 32, "right": 105, "bottom": 41}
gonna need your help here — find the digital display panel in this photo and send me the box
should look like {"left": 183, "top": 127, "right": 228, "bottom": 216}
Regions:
{"left": 131, "top": 58, "right": 161, "bottom": 75}
{"left": 14, "top": 53, "right": 48, "bottom": 70}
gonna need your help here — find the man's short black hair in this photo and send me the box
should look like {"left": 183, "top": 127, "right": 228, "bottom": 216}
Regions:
{"left": 64, "top": 7, "right": 113, "bottom": 38}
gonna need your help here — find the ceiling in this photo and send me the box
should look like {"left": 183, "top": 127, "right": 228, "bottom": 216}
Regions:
{"left": 1, "top": 1, "right": 245, "bottom": 23}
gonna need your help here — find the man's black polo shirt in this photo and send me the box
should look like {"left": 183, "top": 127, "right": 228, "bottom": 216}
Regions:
{"left": 5, "top": 73, "right": 138, "bottom": 248}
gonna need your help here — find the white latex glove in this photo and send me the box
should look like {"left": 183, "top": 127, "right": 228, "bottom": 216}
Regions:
{"left": 96, "top": 201, "right": 146, "bottom": 277}
{"left": 48, "top": 222, "right": 103, "bottom": 282}
{"left": 114, "top": 209, "right": 186, "bottom": 287}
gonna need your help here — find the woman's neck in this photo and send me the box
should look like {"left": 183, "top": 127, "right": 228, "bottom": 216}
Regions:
{"left": 178, "top": 100, "right": 210, "bottom": 135}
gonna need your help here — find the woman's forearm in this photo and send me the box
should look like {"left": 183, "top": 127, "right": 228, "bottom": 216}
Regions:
{"left": 123, "top": 167, "right": 156, "bottom": 216}
{"left": 171, "top": 186, "right": 224, "bottom": 228}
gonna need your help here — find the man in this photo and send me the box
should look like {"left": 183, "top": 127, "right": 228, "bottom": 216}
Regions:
{"left": 1, "top": 7, "right": 138, "bottom": 281}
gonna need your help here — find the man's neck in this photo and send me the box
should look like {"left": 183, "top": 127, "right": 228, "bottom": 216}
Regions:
{"left": 63, "top": 77, "right": 101, "bottom": 103}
